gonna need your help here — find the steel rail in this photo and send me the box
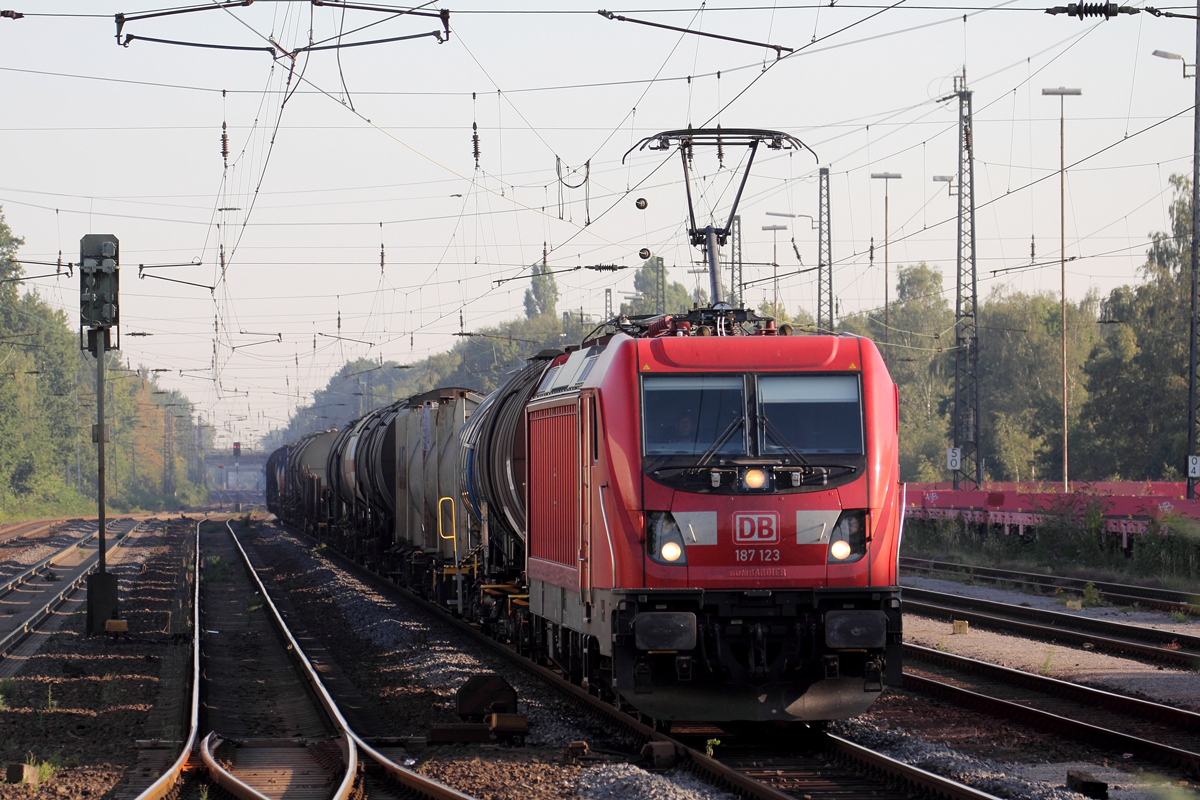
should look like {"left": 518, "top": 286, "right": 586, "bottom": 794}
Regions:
{"left": 225, "top": 521, "right": 474, "bottom": 800}
{"left": 903, "top": 589, "right": 1200, "bottom": 669}
{"left": 905, "top": 643, "right": 1200, "bottom": 733}
{"left": 277, "top": 521, "right": 1002, "bottom": 800}
{"left": 2, "top": 519, "right": 120, "bottom": 596}
{"left": 902, "top": 661, "right": 1200, "bottom": 776}
{"left": 0, "top": 516, "right": 77, "bottom": 545}
{"left": 200, "top": 733, "right": 277, "bottom": 800}
{"left": 221, "top": 520, "right": 356, "bottom": 800}
{"left": 901, "top": 557, "right": 1199, "bottom": 613}
{"left": 0, "top": 520, "right": 139, "bottom": 660}
{"left": 133, "top": 520, "right": 202, "bottom": 800}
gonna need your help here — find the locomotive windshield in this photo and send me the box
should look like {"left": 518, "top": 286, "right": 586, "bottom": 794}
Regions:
{"left": 642, "top": 375, "right": 746, "bottom": 456}
{"left": 757, "top": 375, "right": 863, "bottom": 455}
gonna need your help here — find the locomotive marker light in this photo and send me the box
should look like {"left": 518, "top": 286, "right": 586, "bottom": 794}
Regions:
{"left": 79, "top": 233, "right": 120, "bottom": 635}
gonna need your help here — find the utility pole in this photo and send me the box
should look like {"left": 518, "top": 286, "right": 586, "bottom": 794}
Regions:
{"left": 871, "top": 172, "right": 902, "bottom": 364}
{"left": 817, "top": 167, "right": 834, "bottom": 332}
{"left": 604, "top": 288, "right": 613, "bottom": 320}
{"left": 234, "top": 441, "right": 242, "bottom": 513}
{"left": 79, "top": 234, "right": 120, "bottom": 634}
{"left": 1043, "top": 86, "right": 1082, "bottom": 493}
{"left": 950, "top": 72, "right": 982, "bottom": 488}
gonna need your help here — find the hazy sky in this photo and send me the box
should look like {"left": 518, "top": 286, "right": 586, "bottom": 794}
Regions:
{"left": 3, "top": 0, "right": 1195, "bottom": 446}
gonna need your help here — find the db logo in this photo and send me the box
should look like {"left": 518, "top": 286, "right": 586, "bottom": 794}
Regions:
{"left": 733, "top": 512, "right": 779, "bottom": 544}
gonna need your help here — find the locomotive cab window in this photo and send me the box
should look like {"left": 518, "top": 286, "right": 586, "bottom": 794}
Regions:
{"left": 757, "top": 375, "right": 863, "bottom": 455}
{"left": 642, "top": 376, "right": 746, "bottom": 456}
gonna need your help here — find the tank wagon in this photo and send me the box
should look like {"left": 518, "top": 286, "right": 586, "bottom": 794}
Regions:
{"left": 268, "top": 310, "right": 903, "bottom": 723}
{"left": 268, "top": 126, "right": 903, "bottom": 724}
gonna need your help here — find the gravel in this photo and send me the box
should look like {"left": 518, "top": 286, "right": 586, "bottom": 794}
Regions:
{"left": 832, "top": 716, "right": 1195, "bottom": 800}
{"left": 0, "top": 522, "right": 92, "bottom": 582}
{"left": 254, "top": 523, "right": 620, "bottom": 748}
{"left": 574, "top": 763, "right": 737, "bottom": 800}
{"left": 251, "top": 521, "right": 738, "bottom": 800}
{"left": 833, "top": 572, "right": 1200, "bottom": 799}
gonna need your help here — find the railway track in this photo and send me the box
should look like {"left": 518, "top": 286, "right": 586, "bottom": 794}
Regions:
{"left": 136, "top": 520, "right": 475, "bottom": 800}
{"left": 270, "top": 519, "right": 1001, "bottom": 800}
{"left": 901, "top": 556, "right": 1200, "bottom": 614}
{"left": 0, "top": 517, "right": 140, "bottom": 663}
{"left": 902, "top": 586, "right": 1200, "bottom": 669}
{"left": 902, "top": 643, "right": 1200, "bottom": 778}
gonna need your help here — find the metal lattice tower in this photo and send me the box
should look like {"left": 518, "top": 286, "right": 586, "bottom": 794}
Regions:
{"left": 817, "top": 168, "right": 833, "bottom": 331}
{"left": 655, "top": 255, "right": 666, "bottom": 314}
{"left": 953, "top": 73, "right": 982, "bottom": 488}
{"left": 730, "top": 215, "right": 744, "bottom": 307}
{"left": 604, "top": 288, "right": 613, "bottom": 320}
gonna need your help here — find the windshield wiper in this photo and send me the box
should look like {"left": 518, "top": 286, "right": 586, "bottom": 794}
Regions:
{"left": 696, "top": 416, "right": 744, "bottom": 468}
{"left": 759, "top": 414, "right": 810, "bottom": 466}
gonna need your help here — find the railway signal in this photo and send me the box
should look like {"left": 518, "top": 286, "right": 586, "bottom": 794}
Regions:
{"left": 79, "top": 233, "right": 120, "bottom": 634}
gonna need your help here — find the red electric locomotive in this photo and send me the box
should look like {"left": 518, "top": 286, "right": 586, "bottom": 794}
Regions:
{"left": 518, "top": 314, "right": 902, "bottom": 722}
{"left": 268, "top": 128, "right": 903, "bottom": 724}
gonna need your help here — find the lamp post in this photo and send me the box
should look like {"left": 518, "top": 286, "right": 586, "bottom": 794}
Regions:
{"left": 762, "top": 223, "right": 789, "bottom": 318}
{"left": 1154, "top": 49, "right": 1200, "bottom": 498}
{"left": 871, "top": 172, "right": 902, "bottom": 363}
{"left": 1042, "top": 87, "right": 1082, "bottom": 493}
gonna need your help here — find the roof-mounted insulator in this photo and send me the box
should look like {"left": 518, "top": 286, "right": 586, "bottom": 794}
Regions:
{"left": 1044, "top": 2, "right": 1137, "bottom": 17}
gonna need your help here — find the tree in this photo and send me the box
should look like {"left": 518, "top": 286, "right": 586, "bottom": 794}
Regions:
{"left": 1072, "top": 175, "right": 1195, "bottom": 479}
{"left": 524, "top": 263, "right": 558, "bottom": 318}
{"left": 840, "top": 263, "right": 955, "bottom": 481}
{"left": 977, "top": 288, "right": 1100, "bottom": 482}
{"left": 620, "top": 256, "right": 693, "bottom": 316}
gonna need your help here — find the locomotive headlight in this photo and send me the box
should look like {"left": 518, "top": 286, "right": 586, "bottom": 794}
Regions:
{"left": 739, "top": 467, "right": 772, "bottom": 493}
{"left": 827, "top": 510, "right": 867, "bottom": 564}
{"left": 646, "top": 511, "right": 688, "bottom": 566}
{"left": 743, "top": 469, "right": 767, "bottom": 489}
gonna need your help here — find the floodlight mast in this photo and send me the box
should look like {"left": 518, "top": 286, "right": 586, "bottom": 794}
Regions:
{"left": 626, "top": 128, "right": 815, "bottom": 308}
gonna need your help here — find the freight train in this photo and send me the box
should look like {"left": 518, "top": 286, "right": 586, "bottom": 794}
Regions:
{"left": 266, "top": 308, "right": 904, "bottom": 723}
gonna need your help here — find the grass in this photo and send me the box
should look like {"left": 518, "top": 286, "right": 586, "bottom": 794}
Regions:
{"left": 99, "top": 674, "right": 121, "bottom": 704}
{"left": 903, "top": 507, "right": 1200, "bottom": 589}
{"left": 1039, "top": 647, "right": 1056, "bottom": 676}
{"left": 0, "top": 678, "right": 15, "bottom": 709}
{"left": 204, "top": 555, "right": 230, "bottom": 583}
{"left": 1170, "top": 609, "right": 1191, "bottom": 623}
{"left": 45, "top": 686, "right": 58, "bottom": 712}
{"left": 246, "top": 594, "right": 265, "bottom": 625}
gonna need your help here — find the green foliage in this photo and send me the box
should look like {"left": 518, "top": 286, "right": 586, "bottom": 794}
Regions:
{"left": 903, "top": 509, "right": 1200, "bottom": 585}
{"left": 705, "top": 738, "right": 720, "bottom": 757}
{"left": 619, "top": 255, "right": 696, "bottom": 316}
{"left": 524, "top": 262, "right": 559, "bottom": 319}
{"left": 1039, "top": 647, "right": 1056, "bottom": 675}
{"left": 840, "top": 263, "right": 955, "bottom": 481}
{"left": 0, "top": 208, "right": 207, "bottom": 519}
{"left": 1082, "top": 581, "right": 1102, "bottom": 607}
{"left": 264, "top": 311, "right": 596, "bottom": 446}
{"left": 205, "top": 555, "right": 231, "bottom": 583}
{"left": 0, "top": 678, "right": 14, "bottom": 710}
